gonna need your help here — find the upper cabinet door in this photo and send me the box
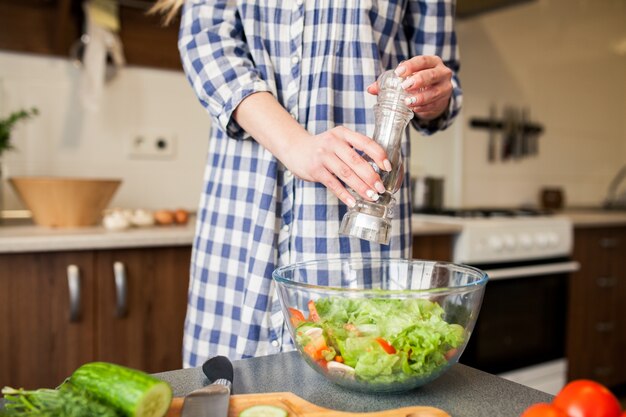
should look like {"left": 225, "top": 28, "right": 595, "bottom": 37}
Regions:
{"left": 0, "top": 0, "right": 181, "bottom": 70}
{"left": 0, "top": 250, "right": 96, "bottom": 389}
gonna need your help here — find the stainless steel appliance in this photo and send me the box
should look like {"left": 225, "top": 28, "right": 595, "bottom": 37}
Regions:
{"left": 413, "top": 208, "right": 579, "bottom": 394}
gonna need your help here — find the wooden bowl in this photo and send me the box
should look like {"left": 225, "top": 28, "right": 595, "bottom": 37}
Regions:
{"left": 9, "top": 176, "right": 122, "bottom": 227}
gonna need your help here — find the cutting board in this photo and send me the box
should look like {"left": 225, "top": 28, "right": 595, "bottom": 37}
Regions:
{"left": 165, "top": 392, "right": 451, "bottom": 417}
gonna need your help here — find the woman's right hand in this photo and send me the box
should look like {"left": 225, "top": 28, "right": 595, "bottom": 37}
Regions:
{"left": 279, "top": 127, "right": 391, "bottom": 208}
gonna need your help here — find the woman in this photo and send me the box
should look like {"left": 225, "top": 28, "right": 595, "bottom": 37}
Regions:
{"left": 153, "top": 0, "right": 462, "bottom": 367}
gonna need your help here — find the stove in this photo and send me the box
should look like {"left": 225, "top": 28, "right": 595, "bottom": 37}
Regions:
{"left": 413, "top": 207, "right": 573, "bottom": 265}
{"left": 414, "top": 207, "right": 578, "bottom": 395}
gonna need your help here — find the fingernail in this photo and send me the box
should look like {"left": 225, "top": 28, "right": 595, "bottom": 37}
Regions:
{"left": 367, "top": 82, "right": 376, "bottom": 90}
{"left": 383, "top": 159, "right": 392, "bottom": 171}
{"left": 405, "top": 96, "right": 417, "bottom": 106}
{"left": 346, "top": 197, "right": 356, "bottom": 208}
{"left": 394, "top": 65, "right": 406, "bottom": 76}
{"left": 401, "top": 78, "right": 414, "bottom": 89}
{"left": 374, "top": 181, "right": 386, "bottom": 194}
{"left": 366, "top": 190, "right": 379, "bottom": 201}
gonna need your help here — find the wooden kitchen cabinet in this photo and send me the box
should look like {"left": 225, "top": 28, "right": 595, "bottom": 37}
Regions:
{"left": 0, "top": 245, "right": 191, "bottom": 389}
{"left": 566, "top": 226, "right": 626, "bottom": 387}
{"left": 0, "top": 251, "right": 96, "bottom": 390}
{"left": 0, "top": 0, "right": 181, "bottom": 70}
{"left": 412, "top": 234, "right": 454, "bottom": 261}
{"left": 95, "top": 247, "right": 189, "bottom": 373}
{"left": 0, "top": 0, "right": 79, "bottom": 57}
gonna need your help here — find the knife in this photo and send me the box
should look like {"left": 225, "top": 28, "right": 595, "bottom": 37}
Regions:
{"left": 181, "top": 356, "right": 234, "bottom": 417}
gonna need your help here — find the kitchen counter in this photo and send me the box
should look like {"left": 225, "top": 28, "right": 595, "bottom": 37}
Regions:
{"left": 4, "top": 208, "right": 621, "bottom": 254}
{"left": 0, "top": 222, "right": 195, "bottom": 253}
{"left": 0, "top": 217, "right": 460, "bottom": 253}
{"left": 154, "top": 351, "right": 552, "bottom": 417}
{"left": 560, "top": 208, "right": 626, "bottom": 227}
{"left": 411, "top": 217, "right": 463, "bottom": 235}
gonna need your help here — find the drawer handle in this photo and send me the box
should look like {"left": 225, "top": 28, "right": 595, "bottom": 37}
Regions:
{"left": 113, "top": 262, "right": 128, "bottom": 318}
{"left": 67, "top": 265, "right": 81, "bottom": 322}
{"left": 596, "top": 277, "right": 618, "bottom": 288}
{"left": 595, "top": 321, "right": 615, "bottom": 333}
{"left": 594, "top": 366, "right": 613, "bottom": 377}
{"left": 600, "top": 238, "right": 619, "bottom": 248}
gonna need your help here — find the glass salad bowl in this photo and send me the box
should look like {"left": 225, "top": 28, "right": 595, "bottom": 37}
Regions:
{"left": 272, "top": 258, "right": 488, "bottom": 393}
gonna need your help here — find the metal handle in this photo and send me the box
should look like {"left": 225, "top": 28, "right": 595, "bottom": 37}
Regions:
{"left": 600, "top": 237, "right": 619, "bottom": 249}
{"left": 67, "top": 265, "right": 81, "bottom": 322}
{"left": 595, "top": 321, "right": 615, "bottom": 333}
{"left": 113, "top": 261, "right": 128, "bottom": 318}
{"left": 594, "top": 366, "right": 613, "bottom": 377}
{"left": 596, "top": 276, "right": 618, "bottom": 288}
{"left": 483, "top": 261, "right": 580, "bottom": 281}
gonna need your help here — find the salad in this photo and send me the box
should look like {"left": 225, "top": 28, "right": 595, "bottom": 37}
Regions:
{"left": 289, "top": 297, "right": 464, "bottom": 385}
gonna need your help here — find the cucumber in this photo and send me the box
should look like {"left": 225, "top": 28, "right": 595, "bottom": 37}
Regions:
{"left": 239, "top": 405, "right": 288, "bottom": 417}
{"left": 68, "top": 362, "right": 172, "bottom": 417}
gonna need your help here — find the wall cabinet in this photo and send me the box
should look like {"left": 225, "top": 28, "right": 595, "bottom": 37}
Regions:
{"left": 0, "top": 0, "right": 181, "bottom": 70}
{"left": 567, "top": 226, "right": 626, "bottom": 387}
{"left": 0, "top": 245, "right": 191, "bottom": 389}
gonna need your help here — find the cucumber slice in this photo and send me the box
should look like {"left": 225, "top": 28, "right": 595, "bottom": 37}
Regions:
{"left": 239, "top": 404, "right": 289, "bottom": 417}
{"left": 69, "top": 362, "right": 172, "bottom": 417}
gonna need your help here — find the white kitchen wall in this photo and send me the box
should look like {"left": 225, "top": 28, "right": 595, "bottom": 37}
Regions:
{"left": 0, "top": 51, "right": 209, "bottom": 211}
{"left": 411, "top": 0, "right": 626, "bottom": 208}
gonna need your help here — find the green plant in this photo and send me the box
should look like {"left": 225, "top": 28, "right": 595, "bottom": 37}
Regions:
{"left": 0, "top": 107, "right": 39, "bottom": 157}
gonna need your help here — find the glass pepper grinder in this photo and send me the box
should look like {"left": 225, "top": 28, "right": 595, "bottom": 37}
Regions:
{"left": 339, "top": 69, "right": 414, "bottom": 245}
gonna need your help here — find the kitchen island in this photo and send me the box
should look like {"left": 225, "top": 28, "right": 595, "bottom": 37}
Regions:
{"left": 155, "top": 351, "right": 552, "bottom": 417}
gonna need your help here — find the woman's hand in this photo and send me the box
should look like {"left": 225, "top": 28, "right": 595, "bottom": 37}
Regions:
{"left": 280, "top": 127, "right": 391, "bottom": 208}
{"left": 367, "top": 55, "right": 453, "bottom": 121}
{"left": 232, "top": 92, "right": 390, "bottom": 207}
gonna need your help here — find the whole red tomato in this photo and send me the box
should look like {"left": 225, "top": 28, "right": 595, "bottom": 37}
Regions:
{"left": 553, "top": 380, "right": 622, "bottom": 417}
{"left": 521, "top": 403, "right": 568, "bottom": 417}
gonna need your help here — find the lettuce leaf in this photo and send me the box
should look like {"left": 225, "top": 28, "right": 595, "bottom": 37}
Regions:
{"left": 313, "top": 297, "right": 465, "bottom": 384}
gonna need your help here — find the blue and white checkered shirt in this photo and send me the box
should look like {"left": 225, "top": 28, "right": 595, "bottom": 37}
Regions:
{"left": 179, "top": 0, "right": 462, "bottom": 367}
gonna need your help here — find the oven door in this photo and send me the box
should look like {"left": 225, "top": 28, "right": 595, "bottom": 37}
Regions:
{"left": 459, "top": 259, "right": 579, "bottom": 375}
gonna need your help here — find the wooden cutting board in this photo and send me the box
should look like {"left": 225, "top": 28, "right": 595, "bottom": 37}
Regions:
{"left": 165, "top": 392, "right": 451, "bottom": 417}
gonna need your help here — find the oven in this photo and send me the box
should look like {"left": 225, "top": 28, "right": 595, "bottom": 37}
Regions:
{"left": 414, "top": 208, "right": 579, "bottom": 394}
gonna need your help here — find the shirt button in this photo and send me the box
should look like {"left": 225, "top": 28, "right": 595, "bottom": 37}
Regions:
{"left": 281, "top": 225, "right": 290, "bottom": 233}
{"left": 290, "top": 55, "right": 299, "bottom": 65}
{"left": 285, "top": 170, "right": 293, "bottom": 179}
{"left": 290, "top": 111, "right": 297, "bottom": 119}
{"left": 271, "top": 340, "right": 280, "bottom": 347}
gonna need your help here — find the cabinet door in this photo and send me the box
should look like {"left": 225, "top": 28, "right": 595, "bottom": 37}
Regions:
{"left": 412, "top": 234, "right": 453, "bottom": 262}
{"left": 95, "top": 246, "right": 191, "bottom": 373}
{"left": 567, "top": 227, "right": 625, "bottom": 386}
{"left": 0, "top": 0, "right": 79, "bottom": 56}
{"left": 0, "top": 251, "right": 95, "bottom": 389}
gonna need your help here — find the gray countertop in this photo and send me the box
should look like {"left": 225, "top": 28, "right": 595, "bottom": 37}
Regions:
{"left": 154, "top": 351, "right": 552, "bottom": 417}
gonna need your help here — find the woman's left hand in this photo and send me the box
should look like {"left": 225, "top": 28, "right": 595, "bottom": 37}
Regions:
{"left": 367, "top": 55, "right": 453, "bottom": 122}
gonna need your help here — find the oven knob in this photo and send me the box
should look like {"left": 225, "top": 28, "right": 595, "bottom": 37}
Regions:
{"left": 518, "top": 234, "right": 533, "bottom": 249}
{"left": 487, "top": 236, "right": 504, "bottom": 252}
{"left": 503, "top": 234, "right": 516, "bottom": 250}
{"left": 547, "top": 233, "right": 559, "bottom": 247}
{"left": 535, "top": 234, "right": 548, "bottom": 247}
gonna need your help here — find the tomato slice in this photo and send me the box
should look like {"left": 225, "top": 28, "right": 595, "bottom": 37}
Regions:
{"left": 375, "top": 337, "right": 396, "bottom": 354}
{"left": 303, "top": 333, "right": 328, "bottom": 361}
{"left": 288, "top": 307, "right": 306, "bottom": 327}
{"left": 307, "top": 300, "right": 321, "bottom": 322}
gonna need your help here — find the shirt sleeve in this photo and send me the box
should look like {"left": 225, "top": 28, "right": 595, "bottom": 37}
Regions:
{"left": 403, "top": 0, "right": 463, "bottom": 135}
{"left": 178, "top": 0, "right": 272, "bottom": 139}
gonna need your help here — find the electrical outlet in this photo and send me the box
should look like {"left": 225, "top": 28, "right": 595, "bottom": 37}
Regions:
{"left": 128, "top": 134, "right": 177, "bottom": 160}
